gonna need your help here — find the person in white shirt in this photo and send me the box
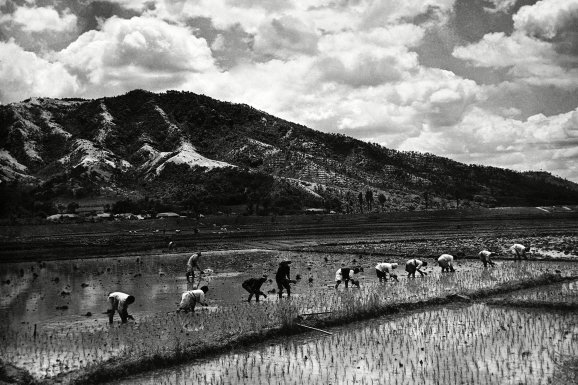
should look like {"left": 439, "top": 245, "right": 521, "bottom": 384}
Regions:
{"left": 177, "top": 286, "right": 209, "bottom": 313}
{"left": 405, "top": 259, "right": 427, "bottom": 278}
{"left": 478, "top": 250, "right": 497, "bottom": 267}
{"left": 107, "top": 292, "right": 135, "bottom": 324}
{"left": 335, "top": 266, "right": 361, "bottom": 288}
{"left": 437, "top": 254, "right": 455, "bottom": 272}
{"left": 375, "top": 263, "right": 399, "bottom": 282}
{"left": 510, "top": 244, "right": 527, "bottom": 260}
{"left": 186, "top": 252, "right": 203, "bottom": 283}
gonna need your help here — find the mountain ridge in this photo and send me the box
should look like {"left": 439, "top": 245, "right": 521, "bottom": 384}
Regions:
{"left": 1, "top": 89, "right": 577, "bottom": 217}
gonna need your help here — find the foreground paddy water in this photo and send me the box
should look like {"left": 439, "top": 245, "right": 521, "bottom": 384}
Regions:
{"left": 109, "top": 303, "right": 578, "bottom": 385}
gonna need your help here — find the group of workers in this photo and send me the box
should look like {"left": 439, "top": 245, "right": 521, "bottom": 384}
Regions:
{"left": 106, "top": 243, "right": 529, "bottom": 323}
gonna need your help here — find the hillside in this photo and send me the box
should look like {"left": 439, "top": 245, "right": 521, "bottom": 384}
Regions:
{"left": 1, "top": 89, "right": 577, "bottom": 218}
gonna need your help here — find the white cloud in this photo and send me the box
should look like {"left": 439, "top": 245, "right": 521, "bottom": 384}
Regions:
{"left": 361, "top": 0, "right": 456, "bottom": 27}
{"left": 253, "top": 16, "right": 319, "bottom": 59}
{"left": 8, "top": 6, "right": 77, "bottom": 33}
{"left": 57, "top": 16, "right": 216, "bottom": 97}
{"left": 453, "top": 32, "right": 578, "bottom": 89}
{"left": 453, "top": 0, "right": 578, "bottom": 92}
{"left": 484, "top": 0, "right": 517, "bottom": 13}
{"left": 211, "top": 34, "right": 226, "bottom": 51}
{"left": 562, "top": 109, "right": 578, "bottom": 138}
{"left": 107, "top": 0, "right": 153, "bottom": 11}
{"left": 453, "top": 32, "right": 553, "bottom": 68}
{"left": 399, "top": 106, "right": 578, "bottom": 181}
{"left": 514, "top": 0, "right": 578, "bottom": 39}
{"left": 314, "top": 25, "right": 424, "bottom": 87}
{"left": 0, "top": 39, "right": 78, "bottom": 103}
{"left": 151, "top": 0, "right": 270, "bottom": 33}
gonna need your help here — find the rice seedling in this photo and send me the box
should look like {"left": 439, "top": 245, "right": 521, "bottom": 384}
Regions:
{"left": 106, "top": 303, "right": 578, "bottom": 385}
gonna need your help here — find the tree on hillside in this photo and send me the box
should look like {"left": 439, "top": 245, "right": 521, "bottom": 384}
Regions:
{"left": 357, "top": 191, "right": 363, "bottom": 213}
{"left": 365, "top": 190, "right": 374, "bottom": 211}
{"left": 344, "top": 191, "right": 353, "bottom": 214}
{"left": 67, "top": 202, "right": 79, "bottom": 214}
{"left": 378, "top": 193, "right": 386, "bottom": 211}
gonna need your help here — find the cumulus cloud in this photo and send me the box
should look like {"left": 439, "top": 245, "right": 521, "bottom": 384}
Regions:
{"left": 6, "top": 6, "right": 78, "bottom": 33}
{"left": 150, "top": 0, "right": 270, "bottom": 33}
{"left": 513, "top": 0, "right": 578, "bottom": 40}
{"left": 253, "top": 16, "right": 319, "bottom": 59}
{"left": 483, "top": 0, "right": 517, "bottom": 14}
{"left": 0, "top": 39, "right": 78, "bottom": 103}
{"left": 314, "top": 24, "right": 423, "bottom": 87}
{"left": 361, "top": 0, "right": 455, "bottom": 27}
{"left": 399, "top": 106, "right": 578, "bottom": 181}
{"left": 453, "top": 32, "right": 552, "bottom": 68}
{"left": 57, "top": 16, "right": 216, "bottom": 97}
{"left": 453, "top": 2, "right": 578, "bottom": 90}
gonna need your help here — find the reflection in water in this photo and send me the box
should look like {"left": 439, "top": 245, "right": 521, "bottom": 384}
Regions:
{"left": 0, "top": 250, "right": 278, "bottom": 327}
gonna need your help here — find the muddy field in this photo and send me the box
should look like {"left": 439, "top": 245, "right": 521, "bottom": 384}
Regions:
{"left": 1, "top": 213, "right": 578, "bottom": 384}
{"left": 1, "top": 210, "right": 577, "bottom": 262}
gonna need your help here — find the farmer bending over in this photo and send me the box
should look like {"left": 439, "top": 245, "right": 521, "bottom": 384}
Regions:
{"left": 107, "top": 292, "right": 135, "bottom": 324}
{"left": 478, "top": 250, "right": 497, "bottom": 267}
{"left": 242, "top": 275, "right": 268, "bottom": 302}
{"left": 438, "top": 254, "right": 455, "bottom": 272}
{"left": 335, "top": 266, "right": 361, "bottom": 288}
{"left": 405, "top": 259, "right": 427, "bottom": 278}
{"left": 186, "top": 251, "right": 203, "bottom": 283}
{"left": 510, "top": 244, "right": 527, "bottom": 260}
{"left": 177, "top": 286, "right": 209, "bottom": 313}
{"left": 276, "top": 260, "right": 294, "bottom": 299}
{"left": 375, "top": 263, "right": 399, "bottom": 282}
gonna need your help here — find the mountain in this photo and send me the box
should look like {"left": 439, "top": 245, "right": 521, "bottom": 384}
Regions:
{"left": 1, "top": 89, "right": 577, "bottom": 217}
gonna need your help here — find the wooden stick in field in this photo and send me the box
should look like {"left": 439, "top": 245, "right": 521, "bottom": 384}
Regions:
{"left": 296, "top": 323, "right": 333, "bottom": 335}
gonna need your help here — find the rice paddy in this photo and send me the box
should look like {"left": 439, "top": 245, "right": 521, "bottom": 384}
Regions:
{"left": 108, "top": 303, "right": 578, "bottom": 385}
{"left": 0, "top": 234, "right": 577, "bottom": 384}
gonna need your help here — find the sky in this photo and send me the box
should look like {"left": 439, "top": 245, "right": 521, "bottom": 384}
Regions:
{"left": 1, "top": 0, "right": 577, "bottom": 182}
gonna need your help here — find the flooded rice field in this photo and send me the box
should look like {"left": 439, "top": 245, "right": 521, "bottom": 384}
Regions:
{"left": 1, "top": 248, "right": 577, "bottom": 381}
{"left": 109, "top": 303, "right": 578, "bottom": 385}
{"left": 1, "top": 250, "right": 574, "bottom": 328}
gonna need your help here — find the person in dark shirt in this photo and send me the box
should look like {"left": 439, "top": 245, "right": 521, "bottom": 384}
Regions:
{"left": 276, "top": 260, "right": 293, "bottom": 299}
{"left": 405, "top": 259, "right": 428, "bottom": 278}
{"left": 242, "top": 275, "right": 268, "bottom": 302}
